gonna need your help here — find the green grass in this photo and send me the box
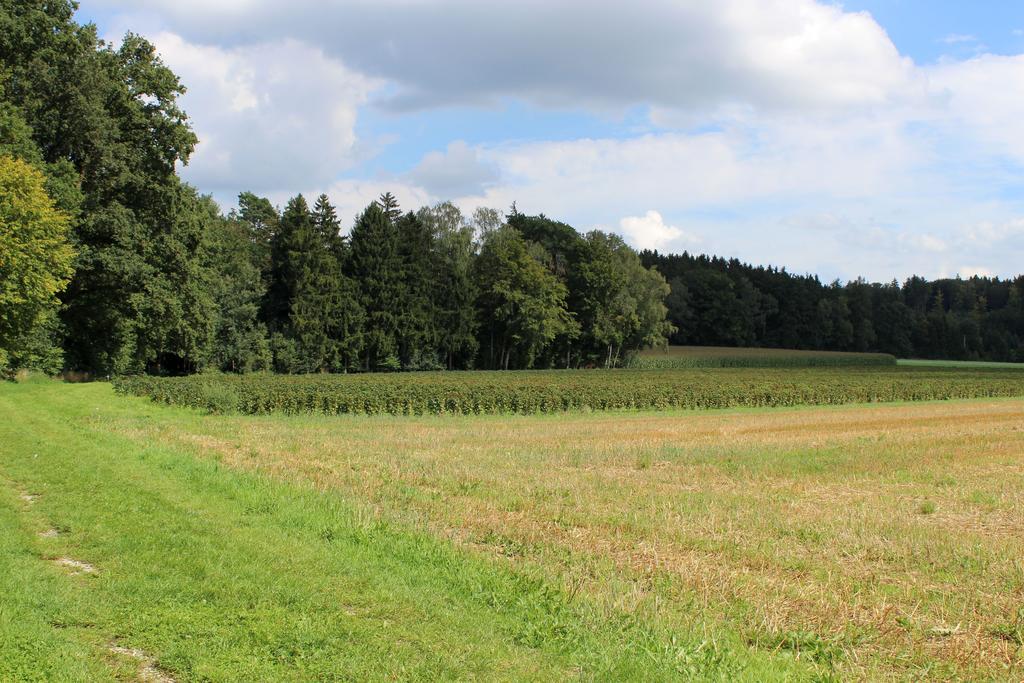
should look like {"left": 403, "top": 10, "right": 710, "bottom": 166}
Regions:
{"left": 628, "top": 345, "right": 896, "bottom": 368}
{"left": 0, "top": 381, "right": 810, "bottom": 681}
{"left": 898, "top": 358, "right": 1024, "bottom": 369}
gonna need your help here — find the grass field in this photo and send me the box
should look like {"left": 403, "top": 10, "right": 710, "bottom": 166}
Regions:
{"left": 627, "top": 345, "right": 896, "bottom": 368}
{"left": 2, "top": 381, "right": 1023, "bottom": 680}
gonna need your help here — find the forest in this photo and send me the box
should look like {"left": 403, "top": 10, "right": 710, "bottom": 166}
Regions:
{"left": 1, "top": 0, "right": 1022, "bottom": 378}
{"left": 644, "top": 251, "right": 1024, "bottom": 362}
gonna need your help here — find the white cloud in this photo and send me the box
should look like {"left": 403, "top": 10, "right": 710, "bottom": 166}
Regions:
{"left": 959, "top": 265, "right": 994, "bottom": 278}
{"left": 150, "top": 32, "right": 381, "bottom": 195}
{"left": 405, "top": 141, "right": 499, "bottom": 198}
{"left": 90, "top": 0, "right": 923, "bottom": 115}
{"left": 925, "top": 54, "right": 1024, "bottom": 162}
{"left": 941, "top": 33, "right": 977, "bottom": 45}
{"left": 617, "top": 211, "right": 698, "bottom": 251}
{"left": 904, "top": 233, "right": 948, "bottom": 253}
{"left": 960, "top": 218, "right": 1024, "bottom": 245}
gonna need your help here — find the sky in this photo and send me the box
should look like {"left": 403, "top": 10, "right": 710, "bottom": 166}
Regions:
{"left": 74, "top": 0, "right": 1024, "bottom": 282}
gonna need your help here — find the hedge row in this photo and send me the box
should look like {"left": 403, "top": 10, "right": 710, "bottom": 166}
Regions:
{"left": 113, "top": 367, "right": 1024, "bottom": 416}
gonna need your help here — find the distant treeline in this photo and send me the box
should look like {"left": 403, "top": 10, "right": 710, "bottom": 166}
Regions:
{"left": 0, "top": 1, "right": 1020, "bottom": 377}
{"left": 642, "top": 251, "right": 1024, "bottom": 362}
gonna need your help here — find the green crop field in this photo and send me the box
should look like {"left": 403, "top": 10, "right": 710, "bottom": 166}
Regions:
{"left": 898, "top": 358, "right": 1024, "bottom": 370}
{"left": 627, "top": 345, "right": 897, "bottom": 368}
{"left": 115, "top": 365, "right": 1023, "bottom": 416}
{"left": 2, "top": 377, "right": 1024, "bottom": 680}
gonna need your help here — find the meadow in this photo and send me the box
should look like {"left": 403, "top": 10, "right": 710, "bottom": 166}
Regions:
{"left": 2, "top": 377, "right": 1024, "bottom": 681}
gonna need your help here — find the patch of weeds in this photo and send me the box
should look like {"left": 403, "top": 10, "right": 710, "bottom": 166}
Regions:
{"left": 634, "top": 452, "right": 653, "bottom": 470}
{"left": 917, "top": 500, "right": 937, "bottom": 515}
{"left": 991, "top": 609, "right": 1024, "bottom": 646}
{"left": 480, "top": 530, "right": 529, "bottom": 559}
{"left": 967, "top": 490, "right": 999, "bottom": 510}
{"left": 754, "top": 628, "right": 846, "bottom": 667}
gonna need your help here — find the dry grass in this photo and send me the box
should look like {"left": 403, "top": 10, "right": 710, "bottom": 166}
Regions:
{"left": 117, "top": 399, "right": 1024, "bottom": 680}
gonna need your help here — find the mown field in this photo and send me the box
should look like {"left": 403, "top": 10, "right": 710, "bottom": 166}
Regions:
{"left": 114, "top": 365, "right": 1024, "bottom": 416}
{"left": 2, "top": 379, "right": 1023, "bottom": 681}
{"left": 627, "top": 345, "right": 897, "bottom": 368}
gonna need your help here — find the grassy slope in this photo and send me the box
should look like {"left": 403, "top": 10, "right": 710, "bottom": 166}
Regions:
{"left": 0, "top": 382, "right": 804, "bottom": 681}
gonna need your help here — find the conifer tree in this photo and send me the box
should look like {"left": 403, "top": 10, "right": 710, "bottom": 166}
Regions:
{"left": 419, "top": 202, "right": 478, "bottom": 369}
{"left": 348, "top": 201, "right": 403, "bottom": 370}
{"left": 282, "top": 194, "right": 336, "bottom": 372}
{"left": 312, "top": 194, "right": 364, "bottom": 371}
{"left": 396, "top": 211, "right": 439, "bottom": 368}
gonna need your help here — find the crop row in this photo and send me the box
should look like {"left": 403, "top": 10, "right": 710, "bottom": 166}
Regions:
{"left": 113, "top": 367, "right": 1024, "bottom": 416}
{"left": 626, "top": 346, "right": 897, "bottom": 369}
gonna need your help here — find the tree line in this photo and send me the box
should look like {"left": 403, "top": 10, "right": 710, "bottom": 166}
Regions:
{"left": 643, "top": 251, "right": 1024, "bottom": 362}
{"left": 208, "top": 192, "right": 675, "bottom": 374}
{"left": 1, "top": 0, "right": 1020, "bottom": 377}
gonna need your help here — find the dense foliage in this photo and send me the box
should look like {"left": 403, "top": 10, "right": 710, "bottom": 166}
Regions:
{"left": 114, "top": 366, "right": 1024, "bottom": 416}
{"left": 644, "top": 251, "right": 1024, "bottom": 363}
{"left": 0, "top": 157, "right": 74, "bottom": 373}
{"left": 627, "top": 346, "right": 896, "bottom": 369}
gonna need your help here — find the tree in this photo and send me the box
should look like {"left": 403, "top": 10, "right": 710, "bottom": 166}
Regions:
{"left": 2, "top": 3, "right": 210, "bottom": 373}
{"left": 0, "top": 156, "right": 74, "bottom": 372}
{"left": 475, "top": 226, "right": 575, "bottom": 370}
{"left": 311, "top": 192, "right": 364, "bottom": 374}
{"left": 234, "top": 191, "right": 279, "bottom": 287}
{"left": 396, "top": 210, "right": 439, "bottom": 368}
{"left": 201, "top": 202, "right": 271, "bottom": 373}
{"left": 348, "top": 199, "right": 403, "bottom": 370}
{"left": 575, "top": 231, "right": 630, "bottom": 367}
{"left": 621, "top": 247, "right": 675, "bottom": 356}
{"left": 287, "top": 195, "right": 335, "bottom": 372}
{"left": 264, "top": 196, "right": 298, "bottom": 337}
{"left": 419, "top": 202, "right": 478, "bottom": 369}
{"left": 267, "top": 194, "right": 359, "bottom": 373}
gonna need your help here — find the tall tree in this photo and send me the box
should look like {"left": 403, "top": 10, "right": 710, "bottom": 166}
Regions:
{"left": 348, "top": 199, "right": 403, "bottom": 370}
{"left": 201, "top": 201, "right": 271, "bottom": 373}
{"left": 0, "top": 156, "right": 75, "bottom": 373}
{"left": 419, "top": 202, "right": 478, "bottom": 369}
{"left": 474, "top": 226, "right": 575, "bottom": 370}
{"left": 396, "top": 210, "right": 439, "bottom": 368}
{"left": 311, "top": 193, "right": 364, "bottom": 371}
{"left": 2, "top": 3, "right": 210, "bottom": 373}
{"left": 234, "top": 191, "right": 279, "bottom": 288}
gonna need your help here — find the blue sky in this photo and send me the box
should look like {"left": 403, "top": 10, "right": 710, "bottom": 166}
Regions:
{"left": 77, "top": 1, "right": 1024, "bottom": 282}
